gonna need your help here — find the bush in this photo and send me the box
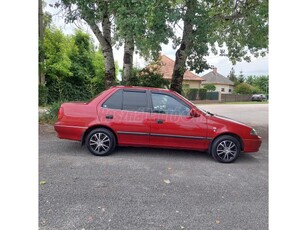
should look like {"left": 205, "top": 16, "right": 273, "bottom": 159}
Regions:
{"left": 39, "top": 101, "right": 64, "bottom": 124}
{"left": 198, "top": 89, "right": 207, "bottom": 100}
{"left": 39, "top": 85, "right": 49, "bottom": 106}
{"left": 186, "top": 88, "right": 198, "bottom": 100}
{"left": 137, "top": 67, "right": 169, "bottom": 88}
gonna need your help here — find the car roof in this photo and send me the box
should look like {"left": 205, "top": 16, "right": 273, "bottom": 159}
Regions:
{"left": 111, "top": 85, "right": 173, "bottom": 93}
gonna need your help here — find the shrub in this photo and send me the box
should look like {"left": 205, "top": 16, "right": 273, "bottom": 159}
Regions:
{"left": 39, "top": 85, "right": 49, "bottom": 106}
{"left": 198, "top": 88, "right": 207, "bottom": 100}
{"left": 39, "top": 101, "right": 64, "bottom": 124}
{"left": 186, "top": 88, "right": 198, "bottom": 100}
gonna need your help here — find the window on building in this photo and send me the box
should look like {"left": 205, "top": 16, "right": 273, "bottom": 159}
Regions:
{"left": 229, "top": 88, "right": 232, "bottom": 93}
{"left": 221, "top": 88, "right": 225, "bottom": 92}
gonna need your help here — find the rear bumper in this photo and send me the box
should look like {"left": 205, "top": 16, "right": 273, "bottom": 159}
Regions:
{"left": 242, "top": 137, "right": 262, "bottom": 152}
{"left": 54, "top": 123, "right": 86, "bottom": 141}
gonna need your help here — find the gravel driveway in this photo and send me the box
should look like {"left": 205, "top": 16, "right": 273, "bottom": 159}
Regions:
{"left": 39, "top": 104, "right": 268, "bottom": 230}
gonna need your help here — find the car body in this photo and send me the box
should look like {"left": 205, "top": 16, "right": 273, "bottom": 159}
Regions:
{"left": 251, "top": 94, "right": 266, "bottom": 101}
{"left": 54, "top": 86, "right": 262, "bottom": 163}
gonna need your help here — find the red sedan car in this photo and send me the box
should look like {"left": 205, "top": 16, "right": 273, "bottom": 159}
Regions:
{"left": 54, "top": 86, "right": 261, "bottom": 163}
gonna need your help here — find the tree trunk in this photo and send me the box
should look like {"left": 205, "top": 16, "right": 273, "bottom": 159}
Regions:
{"left": 88, "top": 13, "right": 115, "bottom": 89}
{"left": 170, "top": 0, "right": 196, "bottom": 94}
{"left": 122, "top": 38, "right": 134, "bottom": 85}
{"left": 38, "top": 0, "right": 45, "bottom": 85}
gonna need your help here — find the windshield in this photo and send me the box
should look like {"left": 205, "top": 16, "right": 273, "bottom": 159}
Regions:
{"left": 174, "top": 92, "right": 214, "bottom": 115}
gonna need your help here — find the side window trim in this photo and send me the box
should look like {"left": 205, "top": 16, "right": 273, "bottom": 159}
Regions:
{"left": 122, "top": 89, "right": 150, "bottom": 113}
{"left": 101, "top": 89, "right": 123, "bottom": 110}
{"left": 150, "top": 91, "right": 191, "bottom": 110}
{"left": 150, "top": 91, "right": 191, "bottom": 116}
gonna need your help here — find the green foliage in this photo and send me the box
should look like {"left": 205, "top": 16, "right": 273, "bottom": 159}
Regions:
{"left": 39, "top": 85, "right": 49, "bottom": 106}
{"left": 169, "top": 0, "right": 268, "bottom": 93}
{"left": 43, "top": 27, "right": 106, "bottom": 105}
{"left": 237, "top": 71, "right": 245, "bottom": 83}
{"left": 198, "top": 88, "right": 207, "bottom": 100}
{"left": 203, "top": 84, "right": 216, "bottom": 92}
{"left": 111, "top": 0, "right": 173, "bottom": 60}
{"left": 228, "top": 67, "right": 238, "bottom": 86}
{"left": 245, "top": 75, "right": 269, "bottom": 94}
{"left": 126, "top": 61, "right": 169, "bottom": 88}
{"left": 186, "top": 89, "right": 198, "bottom": 100}
{"left": 234, "top": 82, "right": 260, "bottom": 94}
{"left": 39, "top": 101, "right": 63, "bottom": 124}
{"left": 125, "top": 68, "right": 142, "bottom": 86}
{"left": 137, "top": 68, "right": 169, "bottom": 88}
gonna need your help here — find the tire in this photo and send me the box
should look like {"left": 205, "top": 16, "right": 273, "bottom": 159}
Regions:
{"left": 86, "top": 128, "right": 116, "bottom": 156}
{"left": 211, "top": 135, "right": 241, "bottom": 163}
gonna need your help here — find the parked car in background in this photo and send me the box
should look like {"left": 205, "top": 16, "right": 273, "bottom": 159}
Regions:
{"left": 54, "top": 86, "right": 262, "bottom": 163}
{"left": 251, "top": 94, "right": 266, "bottom": 101}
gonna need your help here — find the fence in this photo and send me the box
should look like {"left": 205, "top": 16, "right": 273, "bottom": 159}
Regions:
{"left": 221, "top": 94, "right": 253, "bottom": 102}
{"left": 184, "top": 89, "right": 219, "bottom": 101}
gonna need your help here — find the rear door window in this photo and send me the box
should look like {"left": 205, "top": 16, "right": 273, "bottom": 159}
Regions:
{"left": 102, "top": 90, "right": 122, "bottom": 110}
{"left": 123, "top": 90, "right": 148, "bottom": 112}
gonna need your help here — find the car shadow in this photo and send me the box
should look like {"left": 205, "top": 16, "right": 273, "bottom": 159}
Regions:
{"left": 56, "top": 141, "right": 261, "bottom": 164}
{"left": 114, "top": 146, "right": 213, "bottom": 161}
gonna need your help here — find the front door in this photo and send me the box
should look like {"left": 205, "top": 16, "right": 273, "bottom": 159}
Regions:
{"left": 149, "top": 91, "right": 208, "bottom": 150}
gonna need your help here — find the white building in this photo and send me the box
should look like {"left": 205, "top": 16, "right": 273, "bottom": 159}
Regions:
{"left": 201, "top": 68, "right": 234, "bottom": 94}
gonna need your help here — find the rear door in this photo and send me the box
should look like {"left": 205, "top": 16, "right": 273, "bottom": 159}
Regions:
{"left": 149, "top": 91, "right": 208, "bottom": 150}
{"left": 98, "top": 89, "right": 151, "bottom": 146}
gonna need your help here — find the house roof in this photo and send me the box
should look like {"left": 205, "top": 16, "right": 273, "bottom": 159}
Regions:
{"left": 201, "top": 69, "right": 234, "bottom": 85}
{"left": 158, "top": 55, "right": 203, "bottom": 82}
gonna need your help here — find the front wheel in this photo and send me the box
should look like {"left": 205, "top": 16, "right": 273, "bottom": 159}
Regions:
{"left": 86, "top": 128, "right": 116, "bottom": 156}
{"left": 211, "top": 135, "right": 241, "bottom": 163}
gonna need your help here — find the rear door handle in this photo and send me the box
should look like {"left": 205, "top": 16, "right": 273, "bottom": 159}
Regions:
{"left": 156, "top": 119, "right": 164, "bottom": 124}
{"left": 106, "top": 115, "right": 113, "bottom": 119}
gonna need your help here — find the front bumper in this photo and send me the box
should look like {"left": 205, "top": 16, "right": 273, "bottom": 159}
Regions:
{"left": 242, "top": 137, "right": 262, "bottom": 152}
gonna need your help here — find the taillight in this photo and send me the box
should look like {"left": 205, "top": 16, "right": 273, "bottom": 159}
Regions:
{"left": 58, "top": 107, "right": 64, "bottom": 120}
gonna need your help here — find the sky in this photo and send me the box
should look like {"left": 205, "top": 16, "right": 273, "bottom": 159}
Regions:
{"left": 45, "top": 0, "right": 268, "bottom": 78}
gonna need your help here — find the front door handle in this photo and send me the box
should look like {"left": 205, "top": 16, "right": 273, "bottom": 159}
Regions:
{"left": 106, "top": 115, "right": 113, "bottom": 119}
{"left": 156, "top": 119, "right": 164, "bottom": 124}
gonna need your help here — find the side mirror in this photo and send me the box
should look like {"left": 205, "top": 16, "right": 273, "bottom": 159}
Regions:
{"left": 190, "top": 108, "right": 201, "bottom": 117}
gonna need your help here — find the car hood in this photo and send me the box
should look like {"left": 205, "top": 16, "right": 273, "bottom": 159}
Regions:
{"left": 201, "top": 109, "right": 251, "bottom": 128}
{"left": 212, "top": 114, "right": 248, "bottom": 126}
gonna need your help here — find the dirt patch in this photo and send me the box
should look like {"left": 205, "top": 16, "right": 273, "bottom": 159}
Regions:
{"left": 39, "top": 123, "right": 55, "bottom": 135}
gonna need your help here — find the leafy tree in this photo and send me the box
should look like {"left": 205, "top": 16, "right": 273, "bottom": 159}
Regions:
{"left": 246, "top": 75, "right": 268, "bottom": 94}
{"left": 39, "top": 0, "right": 52, "bottom": 86}
{"left": 59, "top": 0, "right": 172, "bottom": 86}
{"left": 131, "top": 60, "right": 169, "bottom": 88}
{"left": 203, "top": 84, "right": 216, "bottom": 92}
{"left": 44, "top": 27, "right": 73, "bottom": 102}
{"left": 234, "top": 82, "right": 260, "bottom": 94}
{"left": 60, "top": 0, "right": 116, "bottom": 89}
{"left": 228, "top": 67, "right": 238, "bottom": 85}
{"left": 42, "top": 27, "right": 107, "bottom": 104}
{"left": 169, "top": 0, "right": 268, "bottom": 94}
{"left": 238, "top": 70, "right": 245, "bottom": 83}
{"left": 137, "top": 68, "right": 169, "bottom": 88}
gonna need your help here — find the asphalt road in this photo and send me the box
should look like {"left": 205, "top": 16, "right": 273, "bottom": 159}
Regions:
{"left": 39, "top": 104, "right": 268, "bottom": 230}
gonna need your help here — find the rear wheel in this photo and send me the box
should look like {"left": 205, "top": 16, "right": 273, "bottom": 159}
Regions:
{"left": 211, "top": 135, "right": 241, "bottom": 163}
{"left": 86, "top": 128, "right": 116, "bottom": 156}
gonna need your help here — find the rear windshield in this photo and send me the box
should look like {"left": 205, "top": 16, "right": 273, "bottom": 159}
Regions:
{"left": 85, "top": 90, "right": 106, "bottom": 104}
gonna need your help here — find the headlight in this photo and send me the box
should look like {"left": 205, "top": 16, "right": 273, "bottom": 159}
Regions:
{"left": 250, "top": 128, "right": 258, "bottom": 136}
